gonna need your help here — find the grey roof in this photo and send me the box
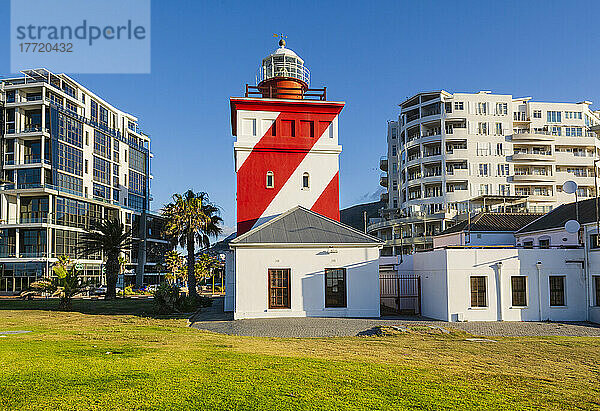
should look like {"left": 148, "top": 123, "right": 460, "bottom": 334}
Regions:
{"left": 439, "top": 213, "right": 544, "bottom": 236}
{"left": 230, "top": 206, "right": 383, "bottom": 245}
{"left": 517, "top": 198, "right": 599, "bottom": 234}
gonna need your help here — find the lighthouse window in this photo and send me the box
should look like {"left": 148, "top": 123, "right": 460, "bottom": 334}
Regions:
{"left": 302, "top": 173, "right": 309, "bottom": 189}
{"left": 300, "top": 120, "right": 314, "bottom": 138}
{"left": 266, "top": 171, "right": 274, "bottom": 188}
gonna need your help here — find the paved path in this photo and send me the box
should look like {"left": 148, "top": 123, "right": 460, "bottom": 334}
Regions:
{"left": 189, "top": 298, "right": 600, "bottom": 338}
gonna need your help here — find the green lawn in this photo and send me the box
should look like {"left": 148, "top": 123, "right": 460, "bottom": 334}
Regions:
{"left": 1, "top": 299, "right": 599, "bottom": 410}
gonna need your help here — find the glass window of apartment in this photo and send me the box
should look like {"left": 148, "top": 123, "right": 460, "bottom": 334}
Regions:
{"left": 94, "top": 130, "right": 111, "bottom": 159}
{"left": 93, "top": 156, "right": 111, "bottom": 185}
{"left": 454, "top": 101, "right": 464, "bottom": 110}
{"left": 498, "top": 163, "right": 509, "bottom": 176}
{"left": 590, "top": 234, "right": 600, "bottom": 249}
{"left": 511, "top": 276, "right": 527, "bottom": 307}
{"left": 547, "top": 111, "right": 562, "bottom": 123}
{"left": 594, "top": 276, "right": 600, "bottom": 306}
{"left": 391, "top": 145, "right": 397, "bottom": 156}
{"left": 20, "top": 197, "right": 48, "bottom": 223}
{"left": 90, "top": 100, "right": 98, "bottom": 123}
{"left": 470, "top": 276, "right": 487, "bottom": 307}
{"left": 56, "top": 173, "right": 82, "bottom": 195}
{"left": 478, "top": 163, "right": 489, "bottom": 176}
{"left": 129, "top": 148, "right": 146, "bottom": 173}
{"left": 20, "top": 229, "right": 46, "bottom": 257}
{"left": 265, "top": 172, "right": 274, "bottom": 188}
{"left": 129, "top": 170, "right": 146, "bottom": 195}
{"left": 391, "top": 127, "right": 397, "bottom": 139}
{"left": 495, "top": 103, "right": 507, "bottom": 115}
{"left": 268, "top": 268, "right": 291, "bottom": 309}
{"left": 93, "top": 183, "right": 110, "bottom": 200}
{"left": 99, "top": 106, "right": 109, "bottom": 127}
{"left": 56, "top": 142, "right": 83, "bottom": 176}
{"left": 477, "top": 122, "right": 488, "bottom": 135}
{"left": 325, "top": 268, "right": 347, "bottom": 308}
{"left": 476, "top": 102, "right": 487, "bottom": 115}
{"left": 495, "top": 123, "right": 503, "bottom": 135}
{"left": 539, "top": 238, "right": 550, "bottom": 248}
{"left": 17, "top": 169, "right": 41, "bottom": 188}
{"left": 57, "top": 114, "right": 83, "bottom": 147}
{"left": 549, "top": 276, "right": 565, "bottom": 306}
{"left": 533, "top": 110, "right": 542, "bottom": 118}
{"left": 551, "top": 126, "right": 561, "bottom": 136}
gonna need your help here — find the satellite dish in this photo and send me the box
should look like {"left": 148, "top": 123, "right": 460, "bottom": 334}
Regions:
{"left": 565, "top": 219, "right": 581, "bottom": 234}
{"left": 562, "top": 180, "right": 578, "bottom": 194}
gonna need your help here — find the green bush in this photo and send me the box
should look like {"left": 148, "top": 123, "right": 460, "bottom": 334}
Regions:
{"left": 153, "top": 283, "right": 212, "bottom": 314}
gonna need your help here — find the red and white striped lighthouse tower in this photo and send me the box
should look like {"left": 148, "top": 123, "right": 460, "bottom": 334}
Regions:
{"left": 230, "top": 38, "right": 345, "bottom": 235}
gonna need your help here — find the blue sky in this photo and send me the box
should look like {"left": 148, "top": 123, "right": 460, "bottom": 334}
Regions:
{"left": 2, "top": 0, "right": 600, "bottom": 236}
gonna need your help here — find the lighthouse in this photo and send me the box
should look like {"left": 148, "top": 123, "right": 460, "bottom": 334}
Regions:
{"left": 230, "top": 38, "right": 345, "bottom": 235}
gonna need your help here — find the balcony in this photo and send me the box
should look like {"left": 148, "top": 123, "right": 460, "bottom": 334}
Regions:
{"left": 511, "top": 152, "right": 554, "bottom": 161}
{"left": 511, "top": 131, "right": 554, "bottom": 142}
{"left": 380, "top": 174, "right": 388, "bottom": 187}
{"left": 446, "top": 168, "right": 469, "bottom": 180}
{"left": 511, "top": 174, "right": 554, "bottom": 182}
{"left": 513, "top": 112, "right": 530, "bottom": 122}
{"left": 380, "top": 156, "right": 388, "bottom": 171}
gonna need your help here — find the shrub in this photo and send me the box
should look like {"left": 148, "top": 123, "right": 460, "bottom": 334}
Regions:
{"left": 153, "top": 283, "right": 212, "bottom": 314}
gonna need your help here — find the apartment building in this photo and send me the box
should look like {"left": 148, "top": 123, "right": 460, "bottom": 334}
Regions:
{"left": 370, "top": 90, "right": 600, "bottom": 256}
{"left": 0, "top": 69, "right": 170, "bottom": 294}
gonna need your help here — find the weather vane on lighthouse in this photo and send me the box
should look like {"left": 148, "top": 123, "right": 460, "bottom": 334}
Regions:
{"left": 273, "top": 33, "right": 287, "bottom": 47}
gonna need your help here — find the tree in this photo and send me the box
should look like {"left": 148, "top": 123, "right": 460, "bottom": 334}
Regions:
{"left": 25, "top": 256, "right": 90, "bottom": 311}
{"left": 162, "top": 190, "right": 222, "bottom": 298}
{"left": 80, "top": 218, "right": 132, "bottom": 299}
{"left": 165, "top": 250, "right": 185, "bottom": 284}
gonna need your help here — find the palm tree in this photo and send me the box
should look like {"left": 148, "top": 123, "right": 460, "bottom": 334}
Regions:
{"left": 80, "top": 218, "right": 132, "bottom": 299}
{"left": 24, "top": 256, "right": 90, "bottom": 310}
{"left": 162, "top": 190, "right": 222, "bottom": 298}
{"left": 165, "top": 250, "right": 184, "bottom": 285}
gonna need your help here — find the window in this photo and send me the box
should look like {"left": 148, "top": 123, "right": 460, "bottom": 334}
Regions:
{"left": 523, "top": 240, "right": 533, "bottom": 248}
{"left": 539, "top": 238, "right": 550, "bottom": 249}
{"left": 454, "top": 101, "right": 464, "bottom": 110}
{"left": 495, "top": 122, "right": 503, "bottom": 135}
{"left": 302, "top": 172, "right": 309, "bottom": 189}
{"left": 392, "top": 145, "right": 397, "bottom": 156}
{"left": 93, "top": 130, "right": 111, "bottom": 159}
{"left": 90, "top": 100, "right": 98, "bottom": 123}
{"left": 476, "top": 102, "right": 487, "bottom": 115}
{"left": 498, "top": 163, "right": 509, "bottom": 176}
{"left": 266, "top": 171, "right": 274, "bottom": 188}
{"left": 511, "top": 277, "right": 527, "bottom": 307}
{"left": 594, "top": 276, "right": 600, "bottom": 306}
{"left": 551, "top": 126, "right": 561, "bottom": 136}
{"left": 549, "top": 276, "right": 565, "bottom": 306}
{"left": 391, "top": 127, "right": 397, "bottom": 139}
{"left": 56, "top": 142, "right": 83, "bottom": 176}
{"left": 56, "top": 173, "right": 82, "bottom": 194}
{"left": 470, "top": 276, "right": 487, "bottom": 307}
{"left": 496, "top": 143, "right": 504, "bottom": 156}
{"left": 17, "top": 169, "right": 41, "bottom": 188}
{"left": 129, "top": 170, "right": 146, "bottom": 195}
{"left": 57, "top": 114, "right": 83, "bottom": 147}
{"left": 325, "top": 268, "right": 346, "bottom": 308}
{"left": 299, "top": 120, "right": 314, "bottom": 138}
{"left": 533, "top": 110, "right": 542, "bottom": 118}
{"left": 547, "top": 111, "right": 562, "bottom": 123}
{"left": 591, "top": 234, "right": 600, "bottom": 249}
{"left": 478, "top": 163, "right": 489, "bottom": 176}
{"left": 129, "top": 148, "right": 146, "bottom": 173}
{"left": 93, "top": 156, "right": 111, "bottom": 185}
{"left": 477, "top": 122, "right": 488, "bottom": 135}
{"left": 281, "top": 120, "right": 295, "bottom": 137}
{"left": 268, "top": 268, "right": 290, "bottom": 309}
{"left": 84, "top": 159, "right": 88, "bottom": 174}
{"left": 495, "top": 103, "right": 507, "bottom": 115}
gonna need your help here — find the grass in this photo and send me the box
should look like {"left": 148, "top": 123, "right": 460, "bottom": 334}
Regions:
{"left": 1, "top": 299, "right": 599, "bottom": 410}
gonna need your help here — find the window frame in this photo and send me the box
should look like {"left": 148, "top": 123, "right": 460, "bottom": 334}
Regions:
{"left": 511, "top": 276, "right": 527, "bottom": 307}
{"left": 266, "top": 171, "right": 274, "bottom": 189}
{"left": 268, "top": 268, "right": 291, "bottom": 309}
{"left": 594, "top": 276, "right": 600, "bottom": 307}
{"left": 325, "top": 268, "right": 347, "bottom": 308}
{"left": 302, "top": 172, "right": 310, "bottom": 190}
{"left": 549, "top": 275, "right": 566, "bottom": 307}
{"left": 470, "top": 276, "right": 487, "bottom": 308}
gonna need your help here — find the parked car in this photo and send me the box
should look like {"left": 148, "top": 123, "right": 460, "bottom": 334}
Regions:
{"left": 91, "top": 286, "right": 107, "bottom": 295}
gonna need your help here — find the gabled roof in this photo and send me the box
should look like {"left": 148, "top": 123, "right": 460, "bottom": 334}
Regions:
{"left": 517, "top": 198, "right": 599, "bottom": 234}
{"left": 230, "top": 206, "right": 383, "bottom": 246}
{"left": 439, "top": 213, "right": 544, "bottom": 236}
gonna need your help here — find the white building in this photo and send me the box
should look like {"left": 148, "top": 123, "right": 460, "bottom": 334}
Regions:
{"left": 433, "top": 212, "right": 542, "bottom": 248}
{"left": 226, "top": 207, "right": 382, "bottom": 319}
{"left": 0, "top": 69, "right": 169, "bottom": 293}
{"left": 396, "top": 248, "right": 594, "bottom": 322}
{"left": 371, "top": 90, "right": 600, "bottom": 256}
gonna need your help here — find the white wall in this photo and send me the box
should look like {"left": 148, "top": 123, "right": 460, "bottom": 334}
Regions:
{"left": 396, "top": 248, "right": 590, "bottom": 322}
{"left": 434, "top": 231, "right": 516, "bottom": 248}
{"left": 233, "top": 245, "right": 380, "bottom": 319}
{"left": 515, "top": 227, "right": 578, "bottom": 248}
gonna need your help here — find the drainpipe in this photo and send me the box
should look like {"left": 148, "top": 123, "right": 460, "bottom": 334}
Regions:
{"left": 536, "top": 261, "right": 543, "bottom": 321}
{"left": 496, "top": 262, "right": 503, "bottom": 321}
{"left": 583, "top": 225, "right": 591, "bottom": 322}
